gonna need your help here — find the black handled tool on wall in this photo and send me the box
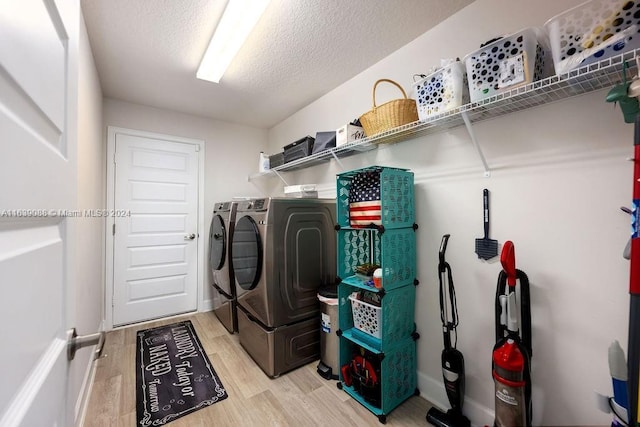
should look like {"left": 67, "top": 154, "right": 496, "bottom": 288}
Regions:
{"left": 475, "top": 189, "right": 498, "bottom": 260}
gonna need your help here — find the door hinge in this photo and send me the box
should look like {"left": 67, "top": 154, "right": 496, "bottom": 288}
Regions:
{"left": 112, "top": 224, "right": 116, "bottom": 235}
{"left": 113, "top": 152, "right": 116, "bottom": 164}
{"left": 195, "top": 145, "right": 200, "bottom": 152}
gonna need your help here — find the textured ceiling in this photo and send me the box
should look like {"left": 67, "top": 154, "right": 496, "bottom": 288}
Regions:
{"left": 81, "top": 0, "right": 474, "bottom": 128}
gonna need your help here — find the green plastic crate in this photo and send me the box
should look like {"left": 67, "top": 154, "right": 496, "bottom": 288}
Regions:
{"left": 380, "top": 339, "right": 417, "bottom": 414}
{"left": 338, "top": 282, "right": 416, "bottom": 352}
{"left": 338, "top": 337, "right": 417, "bottom": 418}
{"left": 337, "top": 228, "right": 416, "bottom": 290}
{"left": 336, "top": 166, "right": 414, "bottom": 229}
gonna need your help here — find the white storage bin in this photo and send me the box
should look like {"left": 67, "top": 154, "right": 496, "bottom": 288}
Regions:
{"left": 545, "top": 0, "right": 640, "bottom": 75}
{"left": 284, "top": 184, "right": 318, "bottom": 198}
{"left": 464, "top": 28, "right": 550, "bottom": 102}
{"left": 336, "top": 124, "right": 366, "bottom": 147}
{"left": 412, "top": 61, "right": 469, "bottom": 120}
{"left": 349, "top": 294, "right": 381, "bottom": 339}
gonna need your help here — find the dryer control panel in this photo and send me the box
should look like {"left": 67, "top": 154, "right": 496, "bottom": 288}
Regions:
{"left": 215, "top": 201, "right": 232, "bottom": 212}
{"left": 252, "top": 199, "right": 266, "bottom": 211}
{"left": 237, "top": 198, "right": 268, "bottom": 212}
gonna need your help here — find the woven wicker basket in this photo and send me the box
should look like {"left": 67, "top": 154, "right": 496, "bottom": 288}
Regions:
{"left": 359, "top": 79, "right": 419, "bottom": 138}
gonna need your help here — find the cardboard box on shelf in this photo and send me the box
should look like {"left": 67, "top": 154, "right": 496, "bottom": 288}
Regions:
{"left": 336, "top": 124, "right": 365, "bottom": 147}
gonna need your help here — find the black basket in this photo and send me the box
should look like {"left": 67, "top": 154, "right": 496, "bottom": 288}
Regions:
{"left": 283, "top": 136, "right": 314, "bottom": 164}
{"left": 312, "top": 131, "right": 336, "bottom": 154}
{"left": 351, "top": 370, "right": 381, "bottom": 408}
{"left": 269, "top": 152, "right": 284, "bottom": 168}
{"left": 360, "top": 380, "right": 381, "bottom": 407}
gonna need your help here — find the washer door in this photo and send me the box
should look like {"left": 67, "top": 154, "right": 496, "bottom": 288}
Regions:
{"left": 208, "top": 214, "right": 226, "bottom": 271}
{"left": 232, "top": 215, "right": 262, "bottom": 291}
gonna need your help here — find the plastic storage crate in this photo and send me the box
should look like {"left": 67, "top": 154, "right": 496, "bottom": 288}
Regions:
{"left": 340, "top": 284, "right": 416, "bottom": 351}
{"left": 269, "top": 152, "right": 284, "bottom": 168}
{"left": 464, "top": 27, "right": 549, "bottom": 102}
{"left": 338, "top": 338, "right": 417, "bottom": 417}
{"left": 336, "top": 164, "right": 417, "bottom": 422}
{"left": 350, "top": 295, "right": 382, "bottom": 339}
{"left": 283, "top": 136, "right": 314, "bottom": 163}
{"left": 336, "top": 166, "right": 414, "bottom": 229}
{"left": 544, "top": 0, "right": 640, "bottom": 75}
{"left": 412, "top": 61, "right": 469, "bottom": 120}
{"left": 337, "top": 228, "right": 416, "bottom": 291}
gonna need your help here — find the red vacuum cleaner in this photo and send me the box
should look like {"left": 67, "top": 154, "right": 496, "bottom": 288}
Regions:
{"left": 606, "top": 61, "right": 640, "bottom": 427}
{"left": 493, "top": 241, "right": 532, "bottom": 427}
{"left": 626, "top": 114, "right": 640, "bottom": 427}
{"left": 427, "top": 234, "right": 471, "bottom": 427}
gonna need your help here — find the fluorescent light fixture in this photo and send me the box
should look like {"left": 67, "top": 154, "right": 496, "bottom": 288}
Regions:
{"left": 197, "top": 0, "right": 271, "bottom": 83}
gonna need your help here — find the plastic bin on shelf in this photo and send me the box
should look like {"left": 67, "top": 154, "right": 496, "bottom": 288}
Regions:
{"left": 412, "top": 61, "right": 469, "bottom": 120}
{"left": 269, "top": 152, "right": 284, "bottom": 168}
{"left": 463, "top": 27, "right": 550, "bottom": 102}
{"left": 544, "top": 0, "right": 640, "bottom": 75}
{"left": 283, "top": 135, "right": 314, "bottom": 164}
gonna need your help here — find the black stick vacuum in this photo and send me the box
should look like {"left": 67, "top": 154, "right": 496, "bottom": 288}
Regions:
{"left": 427, "top": 234, "right": 471, "bottom": 427}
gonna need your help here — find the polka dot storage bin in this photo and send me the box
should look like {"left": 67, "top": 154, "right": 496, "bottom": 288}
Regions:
{"left": 412, "top": 61, "right": 469, "bottom": 120}
{"left": 544, "top": 0, "right": 640, "bottom": 75}
{"left": 463, "top": 28, "right": 550, "bottom": 103}
{"left": 349, "top": 294, "right": 382, "bottom": 339}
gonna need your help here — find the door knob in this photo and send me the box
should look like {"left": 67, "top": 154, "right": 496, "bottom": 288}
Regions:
{"left": 67, "top": 328, "right": 105, "bottom": 361}
{"left": 185, "top": 233, "right": 196, "bottom": 240}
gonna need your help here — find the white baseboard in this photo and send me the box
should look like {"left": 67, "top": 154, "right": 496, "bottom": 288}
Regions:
{"left": 418, "top": 371, "right": 494, "bottom": 427}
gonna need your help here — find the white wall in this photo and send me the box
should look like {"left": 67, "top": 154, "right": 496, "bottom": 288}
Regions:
{"left": 267, "top": 0, "right": 631, "bottom": 425}
{"left": 102, "top": 98, "right": 268, "bottom": 306}
{"left": 71, "top": 10, "right": 105, "bottom": 425}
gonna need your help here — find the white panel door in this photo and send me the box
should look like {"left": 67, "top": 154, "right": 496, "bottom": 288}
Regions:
{"left": 113, "top": 132, "right": 199, "bottom": 326}
{"left": 0, "top": 0, "right": 78, "bottom": 425}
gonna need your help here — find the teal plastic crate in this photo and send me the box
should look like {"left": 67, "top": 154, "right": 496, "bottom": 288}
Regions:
{"left": 380, "top": 339, "right": 417, "bottom": 414}
{"left": 337, "top": 166, "right": 414, "bottom": 229}
{"left": 338, "top": 283, "right": 416, "bottom": 352}
{"left": 338, "top": 337, "right": 417, "bottom": 418}
{"left": 337, "top": 228, "right": 416, "bottom": 290}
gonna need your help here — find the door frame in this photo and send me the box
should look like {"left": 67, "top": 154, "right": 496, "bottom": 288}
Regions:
{"left": 105, "top": 126, "right": 205, "bottom": 330}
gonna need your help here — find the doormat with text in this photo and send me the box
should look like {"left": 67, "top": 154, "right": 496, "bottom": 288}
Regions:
{"left": 136, "top": 320, "right": 228, "bottom": 426}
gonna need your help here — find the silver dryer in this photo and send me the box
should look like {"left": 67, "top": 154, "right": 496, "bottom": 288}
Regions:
{"left": 231, "top": 197, "right": 336, "bottom": 377}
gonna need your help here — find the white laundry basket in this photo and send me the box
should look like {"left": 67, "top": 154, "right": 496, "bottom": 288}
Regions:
{"left": 464, "top": 27, "right": 550, "bottom": 102}
{"left": 349, "top": 294, "right": 382, "bottom": 339}
{"left": 413, "top": 61, "right": 469, "bottom": 120}
{"left": 545, "top": 0, "right": 640, "bottom": 75}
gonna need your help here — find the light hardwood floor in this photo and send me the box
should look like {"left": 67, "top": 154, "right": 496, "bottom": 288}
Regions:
{"left": 84, "top": 311, "right": 434, "bottom": 426}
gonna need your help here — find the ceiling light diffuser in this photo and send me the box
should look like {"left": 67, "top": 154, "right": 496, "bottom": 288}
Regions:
{"left": 197, "top": 0, "right": 271, "bottom": 84}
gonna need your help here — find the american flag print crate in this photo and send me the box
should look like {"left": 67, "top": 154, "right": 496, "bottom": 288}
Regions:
{"left": 336, "top": 166, "right": 414, "bottom": 229}
{"left": 337, "top": 228, "right": 416, "bottom": 290}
